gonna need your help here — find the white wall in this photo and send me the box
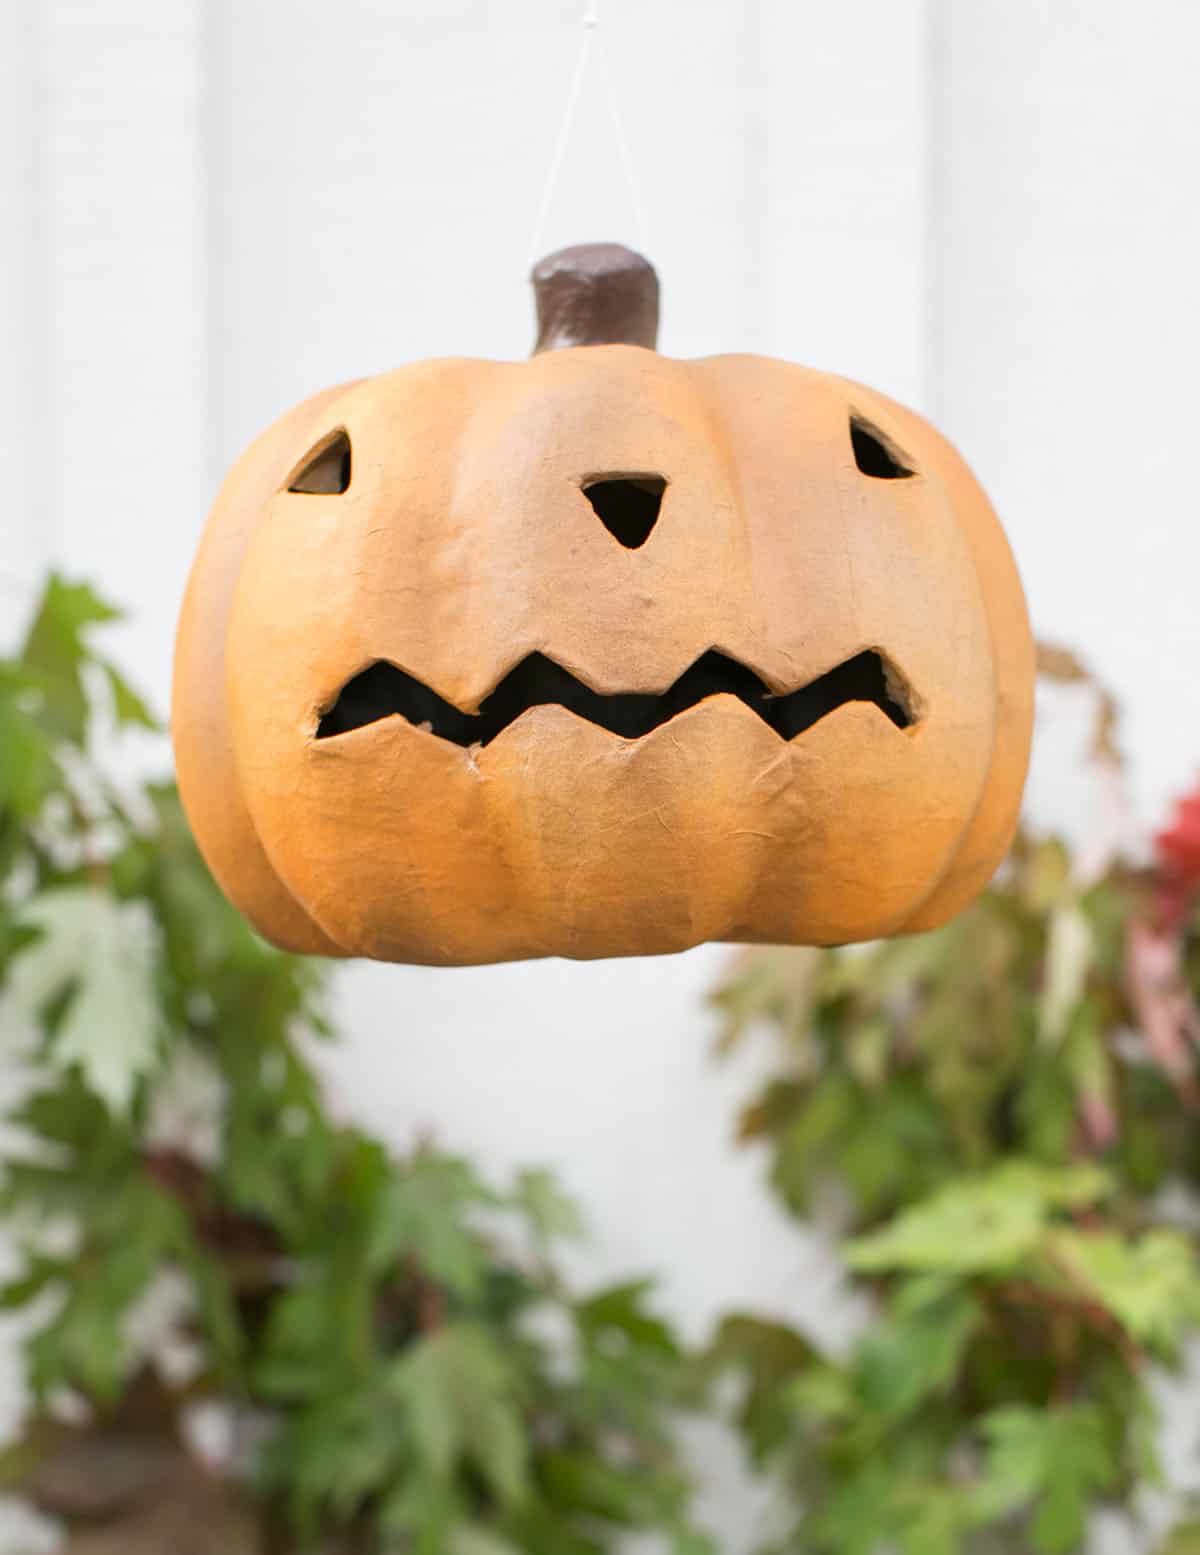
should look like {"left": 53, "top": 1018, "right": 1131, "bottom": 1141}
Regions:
{"left": 937, "top": 0, "right": 1200, "bottom": 830}
{"left": 3, "top": 3, "right": 1200, "bottom": 1548}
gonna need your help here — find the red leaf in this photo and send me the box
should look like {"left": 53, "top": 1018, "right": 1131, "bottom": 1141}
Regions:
{"left": 1153, "top": 781, "right": 1200, "bottom": 927}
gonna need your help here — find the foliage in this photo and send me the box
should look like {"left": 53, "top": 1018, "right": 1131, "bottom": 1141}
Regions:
{"left": 0, "top": 577, "right": 713, "bottom": 1554}
{"left": 708, "top": 665, "right": 1200, "bottom": 1555}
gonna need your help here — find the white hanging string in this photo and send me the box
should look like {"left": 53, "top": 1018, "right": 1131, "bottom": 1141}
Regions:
{"left": 525, "top": 0, "right": 648, "bottom": 266}
{"left": 597, "top": 32, "right": 648, "bottom": 255}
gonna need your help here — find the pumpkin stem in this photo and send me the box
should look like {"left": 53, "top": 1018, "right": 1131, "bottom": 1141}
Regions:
{"left": 530, "top": 242, "right": 659, "bottom": 354}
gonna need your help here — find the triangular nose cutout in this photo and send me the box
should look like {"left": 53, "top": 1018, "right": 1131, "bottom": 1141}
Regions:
{"left": 582, "top": 475, "right": 666, "bottom": 549}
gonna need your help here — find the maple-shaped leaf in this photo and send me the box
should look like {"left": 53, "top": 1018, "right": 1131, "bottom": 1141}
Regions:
{"left": 388, "top": 1324, "right": 529, "bottom": 1509}
{"left": 20, "top": 575, "right": 121, "bottom": 745}
{"left": 975, "top": 1403, "right": 1119, "bottom": 1554}
{"left": 11, "top": 885, "right": 163, "bottom": 1110}
{"left": 373, "top": 1153, "right": 497, "bottom": 1297}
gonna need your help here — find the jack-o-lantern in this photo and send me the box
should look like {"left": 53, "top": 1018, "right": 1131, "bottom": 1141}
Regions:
{"left": 172, "top": 243, "right": 1033, "bottom": 965}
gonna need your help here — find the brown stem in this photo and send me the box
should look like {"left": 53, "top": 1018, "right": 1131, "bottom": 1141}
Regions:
{"left": 995, "top": 1278, "right": 1142, "bottom": 1375}
{"left": 530, "top": 242, "right": 659, "bottom": 354}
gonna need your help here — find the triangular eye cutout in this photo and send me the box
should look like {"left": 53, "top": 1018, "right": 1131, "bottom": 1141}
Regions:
{"left": 850, "top": 415, "right": 914, "bottom": 480}
{"left": 287, "top": 430, "right": 351, "bottom": 494}
{"left": 582, "top": 474, "right": 666, "bottom": 548}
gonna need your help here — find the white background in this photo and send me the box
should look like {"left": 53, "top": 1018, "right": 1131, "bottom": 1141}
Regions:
{"left": 2, "top": 2, "right": 1200, "bottom": 1549}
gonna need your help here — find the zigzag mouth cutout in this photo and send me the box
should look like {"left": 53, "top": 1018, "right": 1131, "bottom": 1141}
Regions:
{"left": 315, "top": 649, "right": 916, "bottom": 748}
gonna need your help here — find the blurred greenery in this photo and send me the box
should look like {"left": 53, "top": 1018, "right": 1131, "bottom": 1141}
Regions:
{"left": 7, "top": 574, "right": 1200, "bottom": 1555}
{"left": 0, "top": 576, "right": 714, "bottom": 1555}
{"left": 707, "top": 663, "right": 1200, "bottom": 1555}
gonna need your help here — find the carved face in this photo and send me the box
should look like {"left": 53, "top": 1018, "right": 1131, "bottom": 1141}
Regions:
{"left": 173, "top": 346, "right": 1033, "bottom": 964}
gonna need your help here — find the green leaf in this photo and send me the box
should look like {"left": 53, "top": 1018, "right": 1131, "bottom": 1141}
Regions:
{"left": 25, "top": 1182, "right": 185, "bottom": 1404}
{"left": 503, "top": 1501, "right": 607, "bottom": 1555}
{"left": 0, "top": 1255, "right": 69, "bottom": 1311}
{"left": 1155, "top": 1522, "right": 1200, "bottom": 1555}
{"left": 895, "top": 1484, "right": 977, "bottom": 1555}
{"left": 566, "top": 1279, "right": 688, "bottom": 1447}
{"left": 852, "top": 1276, "right": 979, "bottom": 1423}
{"left": 766, "top": 1074, "right": 857, "bottom": 1211}
{"left": 702, "top": 1314, "right": 819, "bottom": 1457}
{"left": 540, "top": 1449, "right": 680, "bottom": 1525}
{"left": 846, "top": 1163, "right": 1111, "bottom": 1276}
{"left": 378, "top": 1472, "right": 465, "bottom": 1554}
{"left": 177, "top": 1239, "right": 244, "bottom": 1378}
{"left": 20, "top": 575, "right": 120, "bottom": 743}
{"left": 576, "top": 1278, "right": 680, "bottom": 1358}
{"left": 101, "top": 661, "right": 159, "bottom": 730}
{"left": 811, "top": 1456, "right": 905, "bottom": 1555}
{"left": 513, "top": 1167, "right": 586, "bottom": 1246}
{"left": 1049, "top": 1227, "right": 1200, "bottom": 1352}
{"left": 375, "top": 1153, "right": 496, "bottom": 1297}
{"left": 975, "top": 1404, "right": 1118, "bottom": 1554}
{"left": 11, "top": 885, "right": 163, "bottom": 1110}
{"left": 0, "top": 572, "right": 707, "bottom": 1555}
{"left": 834, "top": 1083, "right": 948, "bottom": 1217}
{"left": 0, "top": 666, "right": 61, "bottom": 818}
{"left": 708, "top": 775, "right": 1200, "bottom": 1555}
{"left": 389, "top": 1324, "right": 529, "bottom": 1508}
{"left": 451, "top": 1525, "right": 525, "bottom": 1555}
{"left": 669, "top": 1531, "right": 720, "bottom": 1555}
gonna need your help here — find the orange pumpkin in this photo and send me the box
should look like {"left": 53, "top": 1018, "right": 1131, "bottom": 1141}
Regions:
{"left": 172, "top": 244, "right": 1033, "bottom": 965}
